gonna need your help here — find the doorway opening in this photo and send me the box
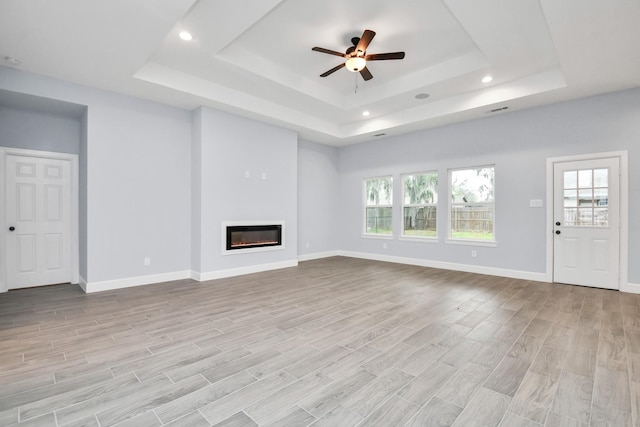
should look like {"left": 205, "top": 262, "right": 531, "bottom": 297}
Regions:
{"left": 1, "top": 148, "right": 79, "bottom": 292}
{"left": 546, "top": 151, "right": 628, "bottom": 290}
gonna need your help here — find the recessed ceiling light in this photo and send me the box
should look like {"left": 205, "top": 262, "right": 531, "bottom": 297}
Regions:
{"left": 482, "top": 75, "right": 493, "bottom": 83}
{"left": 5, "top": 56, "right": 21, "bottom": 66}
{"left": 362, "top": 111, "right": 370, "bottom": 117}
{"left": 179, "top": 31, "right": 193, "bottom": 41}
{"left": 415, "top": 93, "right": 430, "bottom": 99}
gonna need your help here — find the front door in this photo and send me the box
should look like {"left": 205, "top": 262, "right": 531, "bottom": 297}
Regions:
{"left": 553, "top": 157, "right": 620, "bottom": 289}
{"left": 5, "top": 153, "right": 73, "bottom": 289}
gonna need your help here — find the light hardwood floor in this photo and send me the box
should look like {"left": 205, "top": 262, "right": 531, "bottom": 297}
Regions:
{"left": 1, "top": 256, "right": 639, "bottom": 426}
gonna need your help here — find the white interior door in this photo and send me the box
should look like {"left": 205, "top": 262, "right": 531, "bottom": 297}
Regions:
{"left": 5, "top": 154, "right": 73, "bottom": 289}
{"left": 553, "top": 157, "right": 620, "bottom": 289}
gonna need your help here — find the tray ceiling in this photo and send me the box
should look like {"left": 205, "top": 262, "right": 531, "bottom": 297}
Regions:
{"left": 1, "top": 0, "right": 639, "bottom": 145}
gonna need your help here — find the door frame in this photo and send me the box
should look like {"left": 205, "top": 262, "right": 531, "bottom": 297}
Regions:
{"left": 0, "top": 147, "right": 79, "bottom": 292}
{"left": 545, "top": 150, "right": 628, "bottom": 290}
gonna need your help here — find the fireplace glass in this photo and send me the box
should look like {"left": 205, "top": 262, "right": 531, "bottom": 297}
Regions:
{"left": 226, "top": 224, "right": 282, "bottom": 250}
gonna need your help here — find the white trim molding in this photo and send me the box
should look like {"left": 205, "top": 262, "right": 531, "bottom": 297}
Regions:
{"left": 338, "top": 251, "right": 548, "bottom": 282}
{"left": 193, "top": 259, "right": 298, "bottom": 282}
{"left": 78, "top": 276, "right": 88, "bottom": 293}
{"left": 0, "top": 150, "right": 5, "bottom": 292}
{"left": 621, "top": 282, "right": 640, "bottom": 294}
{"left": 298, "top": 250, "right": 340, "bottom": 262}
{"left": 82, "top": 260, "right": 298, "bottom": 293}
{"left": 83, "top": 271, "right": 192, "bottom": 293}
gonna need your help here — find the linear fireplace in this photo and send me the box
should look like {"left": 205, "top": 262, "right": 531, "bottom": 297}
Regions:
{"left": 223, "top": 221, "right": 284, "bottom": 253}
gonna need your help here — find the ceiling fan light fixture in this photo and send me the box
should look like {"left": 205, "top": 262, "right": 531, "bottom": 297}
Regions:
{"left": 345, "top": 56, "right": 366, "bottom": 72}
{"left": 312, "top": 29, "right": 403, "bottom": 81}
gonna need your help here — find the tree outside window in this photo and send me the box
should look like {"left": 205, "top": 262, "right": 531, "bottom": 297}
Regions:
{"left": 450, "top": 166, "right": 495, "bottom": 241}
{"left": 364, "top": 176, "right": 393, "bottom": 235}
{"left": 402, "top": 172, "right": 438, "bottom": 238}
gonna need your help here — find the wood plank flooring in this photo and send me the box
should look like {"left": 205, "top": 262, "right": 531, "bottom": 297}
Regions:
{"left": 1, "top": 256, "right": 639, "bottom": 426}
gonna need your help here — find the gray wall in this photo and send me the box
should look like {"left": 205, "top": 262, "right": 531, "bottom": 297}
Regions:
{"left": 0, "top": 92, "right": 88, "bottom": 281}
{"left": 297, "top": 139, "right": 339, "bottom": 256}
{"left": 0, "top": 106, "right": 81, "bottom": 154}
{"left": 0, "top": 66, "right": 193, "bottom": 284}
{"left": 337, "top": 88, "right": 640, "bottom": 283}
{"left": 190, "top": 108, "right": 203, "bottom": 273}
{"left": 2, "top": 64, "right": 639, "bottom": 288}
{"left": 79, "top": 110, "right": 88, "bottom": 280}
{"left": 85, "top": 99, "right": 192, "bottom": 282}
{"left": 192, "top": 106, "right": 298, "bottom": 274}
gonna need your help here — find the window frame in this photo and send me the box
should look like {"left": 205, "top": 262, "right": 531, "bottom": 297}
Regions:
{"left": 448, "top": 165, "right": 496, "bottom": 245}
{"left": 400, "top": 171, "right": 439, "bottom": 241}
{"left": 363, "top": 175, "right": 394, "bottom": 237}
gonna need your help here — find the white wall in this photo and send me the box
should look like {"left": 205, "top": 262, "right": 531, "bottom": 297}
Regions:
{"left": 337, "top": 88, "right": 640, "bottom": 284}
{"left": 192, "top": 106, "right": 298, "bottom": 278}
{"left": 297, "top": 139, "right": 339, "bottom": 258}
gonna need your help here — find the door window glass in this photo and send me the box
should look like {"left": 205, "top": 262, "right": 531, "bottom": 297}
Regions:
{"left": 563, "top": 168, "right": 608, "bottom": 226}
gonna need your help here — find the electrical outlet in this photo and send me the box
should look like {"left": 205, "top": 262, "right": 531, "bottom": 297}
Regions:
{"left": 383, "top": 242, "right": 388, "bottom": 249}
{"left": 471, "top": 250, "right": 477, "bottom": 258}
{"left": 144, "top": 257, "right": 151, "bottom": 266}
{"left": 305, "top": 242, "right": 310, "bottom": 249}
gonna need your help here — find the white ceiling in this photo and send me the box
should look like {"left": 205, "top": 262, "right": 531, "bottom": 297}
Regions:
{"left": 1, "top": 0, "right": 639, "bottom": 146}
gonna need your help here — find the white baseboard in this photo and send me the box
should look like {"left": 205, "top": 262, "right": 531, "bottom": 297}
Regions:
{"left": 82, "top": 270, "right": 192, "bottom": 293}
{"left": 193, "top": 259, "right": 298, "bottom": 282}
{"left": 337, "top": 251, "right": 549, "bottom": 282}
{"left": 78, "top": 276, "right": 88, "bottom": 292}
{"left": 621, "top": 282, "right": 640, "bottom": 294}
{"left": 76, "top": 254, "right": 638, "bottom": 294}
{"left": 298, "top": 250, "right": 340, "bottom": 262}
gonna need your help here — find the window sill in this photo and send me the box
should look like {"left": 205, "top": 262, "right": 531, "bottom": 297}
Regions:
{"left": 361, "top": 233, "right": 394, "bottom": 240}
{"left": 398, "top": 236, "right": 440, "bottom": 244}
{"left": 445, "top": 239, "right": 497, "bottom": 247}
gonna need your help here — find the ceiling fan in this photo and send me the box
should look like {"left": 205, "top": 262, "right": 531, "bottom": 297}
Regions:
{"left": 312, "top": 29, "right": 405, "bottom": 81}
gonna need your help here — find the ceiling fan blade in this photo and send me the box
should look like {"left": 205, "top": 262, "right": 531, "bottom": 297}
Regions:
{"left": 360, "top": 67, "right": 373, "bottom": 81}
{"left": 355, "top": 29, "right": 376, "bottom": 54}
{"left": 365, "top": 52, "right": 405, "bottom": 61}
{"left": 312, "top": 47, "right": 347, "bottom": 58}
{"left": 320, "top": 62, "right": 346, "bottom": 77}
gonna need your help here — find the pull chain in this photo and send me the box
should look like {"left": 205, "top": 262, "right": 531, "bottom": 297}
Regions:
{"left": 354, "top": 72, "right": 359, "bottom": 94}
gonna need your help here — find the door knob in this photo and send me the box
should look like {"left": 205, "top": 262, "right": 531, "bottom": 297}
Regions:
{"left": 555, "top": 221, "right": 561, "bottom": 226}
{"left": 555, "top": 230, "right": 561, "bottom": 235}
{"left": 9, "top": 226, "right": 15, "bottom": 231}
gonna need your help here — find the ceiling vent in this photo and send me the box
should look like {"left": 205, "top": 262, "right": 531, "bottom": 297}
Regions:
{"left": 488, "top": 106, "right": 509, "bottom": 113}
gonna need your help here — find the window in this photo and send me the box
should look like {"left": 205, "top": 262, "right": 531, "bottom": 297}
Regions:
{"left": 402, "top": 172, "right": 438, "bottom": 238}
{"left": 563, "top": 168, "right": 609, "bottom": 226}
{"left": 364, "top": 176, "right": 393, "bottom": 235}
{"left": 450, "top": 166, "right": 495, "bottom": 241}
